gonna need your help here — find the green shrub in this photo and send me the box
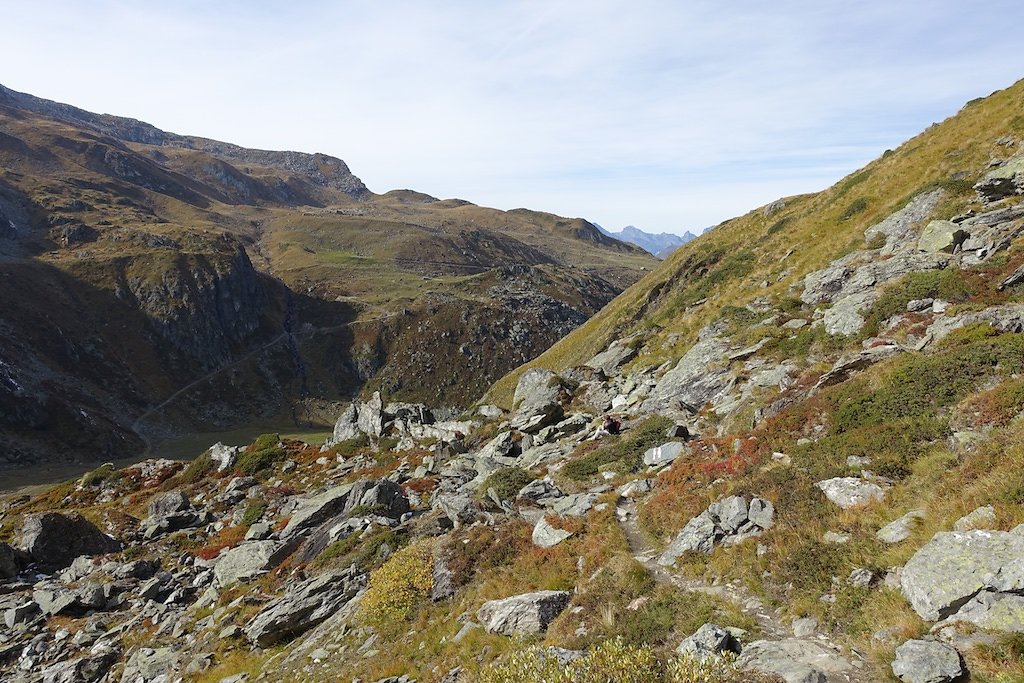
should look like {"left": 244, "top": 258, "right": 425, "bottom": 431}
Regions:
{"left": 81, "top": 463, "right": 121, "bottom": 488}
{"left": 177, "top": 452, "right": 214, "bottom": 486}
{"left": 331, "top": 434, "right": 370, "bottom": 458}
{"left": 839, "top": 197, "right": 869, "bottom": 220}
{"left": 480, "top": 467, "right": 534, "bottom": 501}
{"left": 235, "top": 434, "right": 286, "bottom": 476}
{"left": 240, "top": 501, "right": 267, "bottom": 526}
{"left": 861, "top": 269, "right": 975, "bottom": 336}
{"left": 564, "top": 415, "right": 675, "bottom": 480}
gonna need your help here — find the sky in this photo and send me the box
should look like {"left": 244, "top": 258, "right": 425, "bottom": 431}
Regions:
{"left": 2, "top": 1, "right": 1024, "bottom": 235}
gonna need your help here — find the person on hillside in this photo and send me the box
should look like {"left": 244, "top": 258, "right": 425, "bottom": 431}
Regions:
{"left": 589, "top": 415, "right": 621, "bottom": 440}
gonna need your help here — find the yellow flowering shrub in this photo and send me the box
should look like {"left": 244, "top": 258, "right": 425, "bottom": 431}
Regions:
{"left": 356, "top": 542, "right": 433, "bottom": 627}
{"left": 476, "top": 638, "right": 755, "bottom": 683}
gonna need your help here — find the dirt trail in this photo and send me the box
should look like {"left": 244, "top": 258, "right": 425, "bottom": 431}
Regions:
{"left": 615, "top": 500, "right": 789, "bottom": 639}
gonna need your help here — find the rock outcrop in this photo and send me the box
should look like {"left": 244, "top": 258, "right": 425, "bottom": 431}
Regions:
{"left": 476, "top": 590, "right": 571, "bottom": 635}
{"left": 16, "top": 513, "right": 120, "bottom": 571}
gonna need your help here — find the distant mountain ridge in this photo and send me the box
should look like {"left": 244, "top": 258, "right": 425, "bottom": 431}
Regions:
{"left": 597, "top": 224, "right": 697, "bottom": 258}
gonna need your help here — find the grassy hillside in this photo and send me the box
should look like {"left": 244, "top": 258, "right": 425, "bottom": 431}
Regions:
{"left": 485, "top": 79, "right": 1024, "bottom": 407}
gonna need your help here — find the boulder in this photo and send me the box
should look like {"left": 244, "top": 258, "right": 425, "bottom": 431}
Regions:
{"left": 975, "top": 154, "right": 1024, "bottom": 202}
{"left": 642, "top": 441, "right": 686, "bottom": 467}
{"left": 0, "top": 541, "right": 19, "bottom": 581}
{"left": 280, "top": 483, "right": 355, "bottom": 538}
{"left": 641, "top": 334, "right": 733, "bottom": 414}
{"left": 739, "top": 639, "right": 852, "bottom": 683}
{"left": 877, "top": 510, "right": 926, "bottom": 544}
{"left": 891, "top": 639, "right": 964, "bottom": 683}
{"left": 658, "top": 511, "right": 717, "bottom": 565}
{"left": 676, "top": 623, "right": 737, "bottom": 660}
{"left": 953, "top": 504, "right": 996, "bottom": 531}
{"left": 121, "top": 646, "right": 178, "bottom": 683}
{"left": 532, "top": 518, "right": 573, "bottom": 548}
{"left": 17, "top": 512, "right": 120, "bottom": 571}
{"left": 918, "top": 220, "right": 969, "bottom": 254}
{"left": 141, "top": 490, "right": 208, "bottom": 539}
{"left": 510, "top": 369, "right": 566, "bottom": 433}
{"left": 708, "top": 496, "right": 748, "bottom": 534}
{"left": 585, "top": 339, "right": 638, "bottom": 376}
{"left": 901, "top": 529, "right": 1024, "bottom": 621}
{"left": 748, "top": 497, "right": 775, "bottom": 529}
{"left": 815, "top": 477, "right": 886, "bottom": 509}
{"left": 947, "top": 590, "right": 1024, "bottom": 632}
{"left": 328, "top": 403, "right": 360, "bottom": 444}
{"left": 345, "top": 479, "right": 410, "bottom": 519}
{"left": 213, "top": 541, "right": 294, "bottom": 587}
{"left": 357, "top": 391, "right": 387, "bottom": 437}
{"left": 476, "top": 590, "right": 571, "bottom": 635}
{"left": 245, "top": 566, "right": 366, "bottom": 646}
{"left": 208, "top": 442, "right": 239, "bottom": 472}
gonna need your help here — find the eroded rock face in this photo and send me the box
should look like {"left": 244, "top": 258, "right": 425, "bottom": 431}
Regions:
{"left": 476, "top": 590, "right": 571, "bottom": 635}
{"left": 739, "top": 638, "right": 852, "bottom": 683}
{"left": 510, "top": 369, "right": 567, "bottom": 433}
{"left": 976, "top": 154, "right": 1024, "bottom": 202}
{"left": 658, "top": 496, "right": 774, "bottom": 565}
{"left": 245, "top": 566, "right": 366, "bottom": 647}
{"left": 641, "top": 334, "right": 733, "bottom": 414}
{"left": 891, "top": 639, "right": 964, "bottom": 683}
{"left": 901, "top": 529, "right": 1024, "bottom": 623}
{"left": 17, "top": 512, "right": 120, "bottom": 571}
{"left": 213, "top": 540, "right": 293, "bottom": 587}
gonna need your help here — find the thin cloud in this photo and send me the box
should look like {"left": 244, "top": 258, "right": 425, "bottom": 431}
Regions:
{"left": 2, "top": 0, "right": 1023, "bottom": 234}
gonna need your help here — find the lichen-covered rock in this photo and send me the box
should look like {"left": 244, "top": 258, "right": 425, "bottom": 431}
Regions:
{"left": 918, "top": 220, "right": 969, "bottom": 253}
{"left": 642, "top": 441, "right": 686, "bottom": 467}
{"left": 532, "top": 517, "right": 573, "bottom": 548}
{"left": 976, "top": 154, "right": 1024, "bottom": 202}
{"left": 877, "top": 510, "right": 926, "bottom": 544}
{"left": 245, "top": 566, "right": 366, "bottom": 646}
{"left": 641, "top": 334, "right": 733, "bottom": 414}
{"left": 739, "top": 638, "right": 852, "bottom": 683}
{"left": 510, "top": 369, "right": 566, "bottom": 433}
{"left": 815, "top": 477, "right": 886, "bottom": 509}
{"left": 477, "top": 590, "right": 570, "bottom": 635}
{"left": 281, "top": 483, "right": 356, "bottom": 539}
{"left": 213, "top": 540, "right": 294, "bottom": 587}
{"left": 901, "top": 529, "right": 1024, "bottom": 621}
{"left": 676, "top": 622, "right": 737, "bottom": 660}
{"left": 891, "top": 639, "right": 964, "bottom": 683}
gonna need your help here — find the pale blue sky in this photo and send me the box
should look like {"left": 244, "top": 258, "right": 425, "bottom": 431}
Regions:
{"left": 3, "top": 1, "right": 1023, "bottom": 234}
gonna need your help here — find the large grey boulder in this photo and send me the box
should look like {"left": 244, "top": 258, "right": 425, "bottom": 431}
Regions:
{"left": 891, "top": 639, "right": 964, "bottom": 683}
{"left": 510, "top": 369, "right": 566, "bottom": 433}
{"left": 141, "top": 490, "right": 208, "bottom": 539}
{"left": 17, "top": 512, "right": 120, "bottom": 571}
{"left": 676, "top": 623, "right": 737, "bottom": 660}
{"left": 642, "top": 441, "right": 686, "bottom": 467}
{"left": 659, "top": 496, "right": 774, "bottom": 565}
{"left": 213, "top": 540, "right": 293, "bottom": 587}
{"left": 901, "top": 529, "right": 1024, "bottom": 621}
{"left": 585, "top": 339, "right": 638, "bottom": 376}
{"left": 953, "top": 504, "right": 996, "bottom": 531}
{"left": 328, "top": 403, "right": 360, "bottom": 444}
{"left": 976, "top": 154, "right": 1024, "bottom": 202}
{"left": 918, "top": 220, "right": 969, "bottom": 254}
{"left": 659, "top": 511, "right": 718, "bottom": 565}
{"left": 281, "top": 483, "right": 356, "bottom": 538}
{"left": 477, "top": 590, "right": 571, "bottom": 635}
{"left": 708, "top": 496, "right": 748, "bottom": 534}
{"left": 357, "top": 391, "right": 387, "bottom": 437}
{"left": 0, "top": 542, "right": 19, "bottom": 581}
{"left": 641, "top": 334, "right": 733, "bottom": 414}
{"left": 532, "top": 518, "right": 573, "bottom": 548}
{"left": 208, "top": 442, "right": 240, "bottom": 472}
{"left": 121, "top": 646, "right": 178, "bottom": 683}
{"left": 739, "top": 639, "right": 852, "bottom": 683}
{"left": 815, "top": 477, "right": 886, "bottom": 509}
{"left": 245, "top": 566, "right": 366, "bottom": 646}
{"left": 948, "top": 590, "right": 1024, "bottom": 632}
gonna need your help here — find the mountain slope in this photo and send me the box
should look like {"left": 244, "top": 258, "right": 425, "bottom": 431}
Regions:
{"left": 3, "top": 80, "right": 1024, "bottom": 683}
{"left": 0, "top": 83, "right": 656, "bottom": 468}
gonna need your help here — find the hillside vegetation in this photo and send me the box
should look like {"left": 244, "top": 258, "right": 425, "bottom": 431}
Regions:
{"left": 3, "top": 80, "right": 1024, "bottom": 683}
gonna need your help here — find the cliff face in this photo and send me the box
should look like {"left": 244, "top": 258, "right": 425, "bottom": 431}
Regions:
{"left": 0, "top": 83, "right": 656, "bottom": 468}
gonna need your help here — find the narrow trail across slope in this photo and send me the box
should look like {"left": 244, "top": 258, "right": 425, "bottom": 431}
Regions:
{"left": 615, "top": 500, "right": 789, "bottom": 639}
